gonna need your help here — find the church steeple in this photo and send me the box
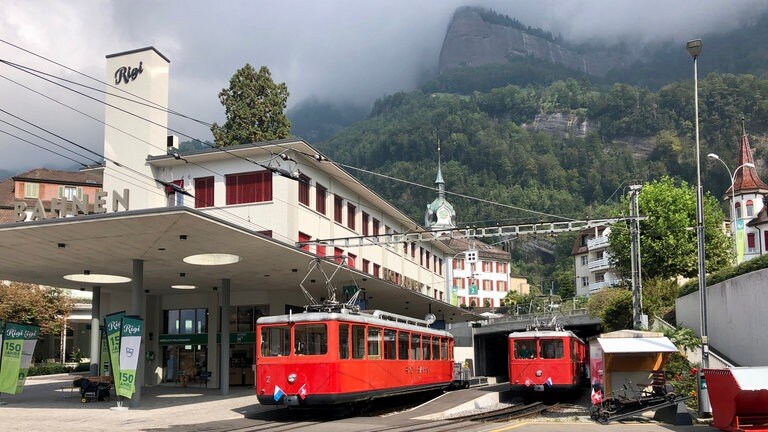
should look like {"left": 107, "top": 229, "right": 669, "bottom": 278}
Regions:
{"left": 730, "top": 118, "right": 768, "bottom": 196}
{"left": 425, "top": 139, "right": 456, "bottom": 230}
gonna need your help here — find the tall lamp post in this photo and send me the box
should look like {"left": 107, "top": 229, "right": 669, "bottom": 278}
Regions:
{"left": 686, "top": 38, "right": 711, "bottom": 416}
{"left": 707, "top": 153, "right": 754, "bottom": 262}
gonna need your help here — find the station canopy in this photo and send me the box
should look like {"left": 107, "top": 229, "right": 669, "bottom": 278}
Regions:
{"left": 0, "top": 206, "right": 481, "bottom": 323}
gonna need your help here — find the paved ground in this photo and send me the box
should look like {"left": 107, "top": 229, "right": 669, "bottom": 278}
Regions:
{"left": 0, "top": 373, "right": 718, "bottom": 432}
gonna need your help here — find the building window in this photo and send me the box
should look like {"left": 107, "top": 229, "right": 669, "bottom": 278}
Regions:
{"left": 765, "top": 231, "right": 768, "bottom": 252}
{"left": 410, "top": 242, "right": 416, "bottom": 258}
{"left": 59, "top": 185, "right": 83, "bottom": 200}
{"left": 581, "top": 255, "right": 588, "bottom": 266}
{"left": 747, "top": 200, "right": 754, "bottom": 217}
{"left": 425, "top": 251, "right": 431, "bottom": 269}
{"left": 580, "top": 234, "right": 589, "bottom": 247}
{"left": 316, "top": 245, "right": 326, "bottom": 257}
{"left": 362, "top": 212, "right": 369, "bottom": 236}
{"left": 347, "top": 203, "right": 356, "bottom": 230}
{"left": 334, "top": 196, "right": 343, "bottom": 224}
{"left": 165, "top": 179, "right": 185, "bottom": 207}
{"left": 347, "top": 253, "right": 356, "bottom": 269}
{"left": 438, "top": 258, "right": 443, "bottom": 275}
{"left": 372, "top": 218, "right": 380, "bottom": 235}
{"left": 334, "top": 247, "right": 344, "bottom": 264}
{"left": 362, "top": 259, "right": 370, "bottom": 273}
{"left": 315, "top": 183, "right": 327, "bottom": 214}
{"left": 373, "top": 263, "right": 380, "bottom": 277}
{"left": 225, "top": 171, "right": 272, "bottom": 205}
{"left": 298, "top": 232, "right": 311, "bottom": 253}
{"left": 581, "top": 277, "right": 589, "bottom": 287}
{"left": 735, "top": 201, "right": 742, "bottom": 219}
{"left": 23, "top": 182, "right": 39, "bottom": 198}
{"left": 748, "top": 232, "right": 756, "bottom": 253}
{"left": 298, "top": 174, "right": 310, "bottom": 206}
{"left": 194, "top": 176, "right": 214, "bottom": 208}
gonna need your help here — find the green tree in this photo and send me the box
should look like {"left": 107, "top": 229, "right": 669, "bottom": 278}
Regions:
{"left": 608, "top": 176, "right": 731, "bottom": 280}
{"left": 587, "top": 288, "right": 632, "bottom": 332}
{"left": 210, "top": 64, "right": 290, "bottom": 147}
{"left": 0, "top": 282, "right": 74, "bottom": 335}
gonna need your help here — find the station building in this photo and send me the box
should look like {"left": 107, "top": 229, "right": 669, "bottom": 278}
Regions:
{"left": 0, "top": 47, "right": 481, "bottom": 404}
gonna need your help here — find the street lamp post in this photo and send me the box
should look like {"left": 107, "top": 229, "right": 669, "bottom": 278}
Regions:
{"left": 707, "top": 153, "right": 754, "bottom": 262}
{"left": 687, "top": 38, "right": 711, "bottom": 416}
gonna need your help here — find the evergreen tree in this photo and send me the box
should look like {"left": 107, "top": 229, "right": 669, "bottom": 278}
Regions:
{"left": 211, "top": 64, "right": 290, "bottom": 146}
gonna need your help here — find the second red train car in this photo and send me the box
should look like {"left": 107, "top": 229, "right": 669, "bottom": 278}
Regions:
{"left": 508, "top": 329, "right": 587, "bottom": 393}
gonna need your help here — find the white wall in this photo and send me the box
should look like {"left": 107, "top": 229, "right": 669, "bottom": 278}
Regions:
{"left": 676, "top": 268, "right": 768, "bottom": 366}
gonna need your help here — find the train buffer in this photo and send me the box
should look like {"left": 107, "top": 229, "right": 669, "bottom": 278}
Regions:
{"left": 704, "top": 367, "right": 768, "bottom": 432}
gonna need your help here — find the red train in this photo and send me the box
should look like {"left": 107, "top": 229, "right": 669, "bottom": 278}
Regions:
{"left": 255, "top": 309, "right": 455, "bottom": 406}
{"left": 508, "top": 329, "right": 587, "bottom": 393}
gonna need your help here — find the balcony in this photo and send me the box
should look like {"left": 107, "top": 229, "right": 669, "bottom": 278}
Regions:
{"left": 587, "top": 235, "right": 609, "bottom": 250}
{"left": 589, "top": 280, "right": 617, "bottom": 292}
{"left": 588, "top": 256, "right": 610, "bottom": 271}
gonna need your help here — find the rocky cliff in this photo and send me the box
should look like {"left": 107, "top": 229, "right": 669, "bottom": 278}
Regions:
{"left": 439, "top": 7, "right": 629, "bottom": 76}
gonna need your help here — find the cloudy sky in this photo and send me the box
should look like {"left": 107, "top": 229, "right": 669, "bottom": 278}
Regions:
{"left": 1, "top": 0, "right": 766, "bottom": 172}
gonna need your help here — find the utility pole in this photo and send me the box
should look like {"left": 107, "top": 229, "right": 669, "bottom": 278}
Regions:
{"left": 629, "top": 183, "right": 645, "bottom": 329}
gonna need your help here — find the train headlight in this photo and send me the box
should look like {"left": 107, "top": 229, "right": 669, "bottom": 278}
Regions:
{"left": 535, "top": 370, "right": 542, "bottom": 377}
{"left": 288, "top": 373, "right": 297, "bottom": 384}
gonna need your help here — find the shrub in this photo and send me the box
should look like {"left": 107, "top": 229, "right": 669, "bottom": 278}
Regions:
{"left": 679, "top": 253, "right": 768, "bottom": 297}
{"left": 27, "top": 363, "right": 68, "bottom": 376}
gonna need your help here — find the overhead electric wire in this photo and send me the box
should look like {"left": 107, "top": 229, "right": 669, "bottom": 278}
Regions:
{"left": 0, "top": 39, "right": 213, "bottom": 127}
{"left": 1, "top": 42, "right": 583, "bottom": 232}
{"left": 0, "top": 128, "right": 89, "bottom": 168}
{"left": 0, "top": 117, "right": 97, "bottom": 166}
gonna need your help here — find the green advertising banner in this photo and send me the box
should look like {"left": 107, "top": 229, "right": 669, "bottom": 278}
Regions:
{"left": 116, "top": 316, "right": 143, "bottom": 399}
{"left": 104, "top": 311, "right": 125, "bottom": 384}
{"left": 15, "top": 324, "right": 40, "bottom": 393}
{"left": 0, "top": 322, "right": 26, "bottom": 394}
{"left": 451, "top": 285, "right": 459, "bottom": 306}
{"left": 736, "top": 220, "right": 745, "bottom": 263}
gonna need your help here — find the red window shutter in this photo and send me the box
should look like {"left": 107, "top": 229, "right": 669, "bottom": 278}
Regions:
{"left": 298, "top": 232, "right": 311, "bottom": 252}
{"left": 195, "top": 177, "right": 214, "bottom": 208}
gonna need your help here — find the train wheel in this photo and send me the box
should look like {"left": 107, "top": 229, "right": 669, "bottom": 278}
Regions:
{"left": 81, "top": 397, "right": 87, "bottom": 403}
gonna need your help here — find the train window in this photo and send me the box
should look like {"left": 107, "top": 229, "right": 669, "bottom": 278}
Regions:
{"left": 431, "top": 337, "right": 440, "bottom": 360}
{"left": 261, "top": 325, "right": 290, "bottom": 357}
{"left": 541, "top": 339, "right": 564, "bottom": 359}
{"left": 398, "top": 331, "right": 410, "bottom": 360}
{"left": 440, "top": 338, "right": 448, "bottom": 360}
{"left": 368, "top": 327, "right": 382, "bottom": 359}
{"left": 422, "top": 335, "right": 430, "bottom": 360}
{"left": 411, "top": 333, "right": 421, "bottom": 360}
{"left": 339, "top": 324, "right": 350, "bottom": 359}
{"left": 384, "top": 329, "right": 396, "bottom": 360}
{"left": 294, "top": 324, "right": 327, "bottom": 356}
{"left": 514, "top": 340, "right": 535, "bottom": 359}
{"left": 352, "top": 325, "right": 366, "bottom": 359}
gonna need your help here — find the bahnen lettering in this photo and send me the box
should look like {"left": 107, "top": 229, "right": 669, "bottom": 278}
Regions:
{"left": 13, "top": 189, "right": 130, "bottom": 222}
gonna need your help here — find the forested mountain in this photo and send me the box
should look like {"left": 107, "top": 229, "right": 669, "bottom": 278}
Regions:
{"left": 318, "top": 74, "right": 768, "bottom": 225}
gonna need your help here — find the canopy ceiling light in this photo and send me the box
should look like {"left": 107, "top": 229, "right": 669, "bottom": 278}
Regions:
{"left": 63, "top": 273, "right": 132, "bottom": 284}
{"left": 182, "top": 253, "right": 242, "bottom": 266}
{"left": 171, "top": 284, "right": 197, "bottom": 290}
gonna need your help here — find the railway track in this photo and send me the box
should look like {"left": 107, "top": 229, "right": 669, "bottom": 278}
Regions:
{"left": 463, "top": 401, "right": 557, "bottom": 422}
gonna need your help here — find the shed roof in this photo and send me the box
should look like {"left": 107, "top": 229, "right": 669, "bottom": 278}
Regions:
{"left": 596, "top": 336, "right": 677, "bottom": 354}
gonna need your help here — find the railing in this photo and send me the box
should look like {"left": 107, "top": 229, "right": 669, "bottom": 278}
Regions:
{"left": 485, "top": 308, "right": 589, "bottom": 324}
{"left": 588, "top": 257, "right": 610, "bottom": 270}
{"left": 587, "top": 235, "right": 609, "bottom": 249}
{"left": 589, "top": 281, "right": 613, "bottom": 291}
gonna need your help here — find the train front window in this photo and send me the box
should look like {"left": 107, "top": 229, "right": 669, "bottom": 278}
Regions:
{"left": 339, "top": 324, "right": 350, "bottom": 359}
{"left": 411, "top": 333, "right": 421, "bottom": 360}
{"left": 384, "top": 329, "right": 396, "bottom": 360}
{"left": 431, "top": 337, "right": 440, "bottom": 360}
{"left": 261, "top": 325, "right": 290, "bottom": 357}
{"left": 368, "top": 327, "right": 382, "bottom": 359}
{"left": 398, "top": 331, "right": 409, "bottom": 359}
{"left": 352, "top": 325, "right": 366, "bottom": 359}
{"left": 514, "top": 340, "right": 535, "bottom": 359}
{"left": 294, "top": 324, "right": 327, "bottom": 355}
{"left": 541, "top": 339, "right": 564, "bottom": 359}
